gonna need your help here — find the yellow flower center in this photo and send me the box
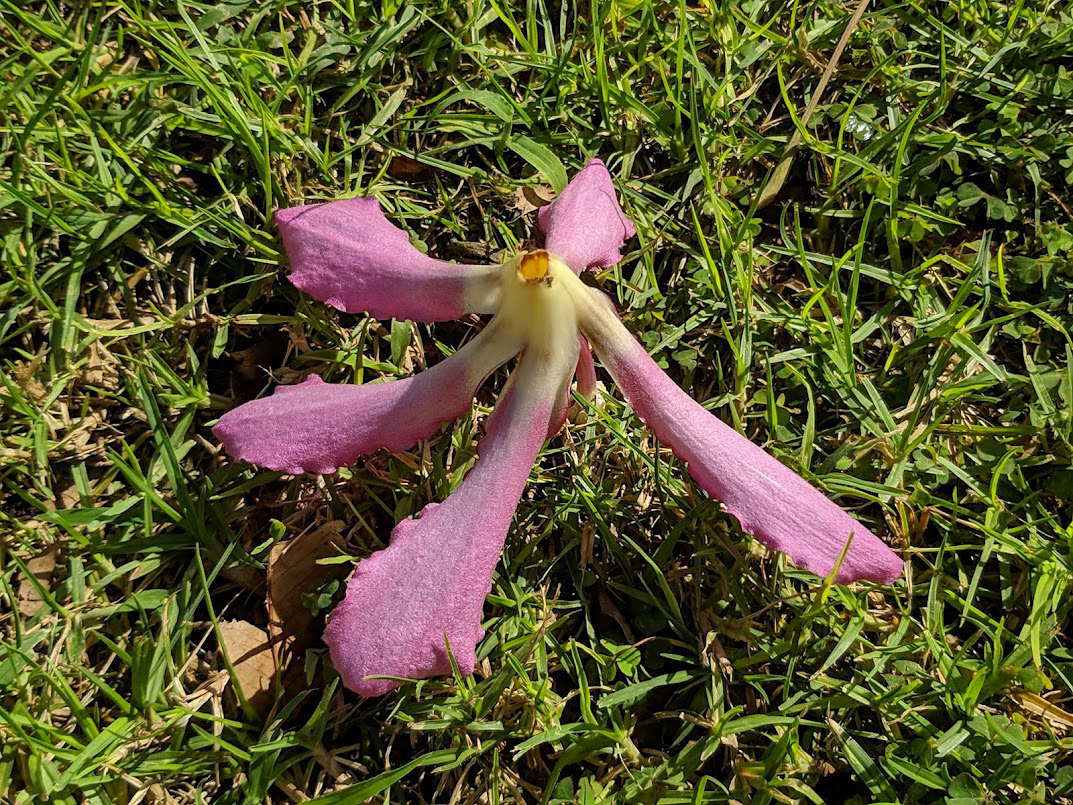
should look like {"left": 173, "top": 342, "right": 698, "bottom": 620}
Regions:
{"left": 518, "top": 250, "right": 550, "bottom": 283}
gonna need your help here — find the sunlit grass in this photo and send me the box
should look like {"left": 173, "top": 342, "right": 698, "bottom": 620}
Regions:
{"left": 1, "top": 0, "right": 1071, "bottom": 802}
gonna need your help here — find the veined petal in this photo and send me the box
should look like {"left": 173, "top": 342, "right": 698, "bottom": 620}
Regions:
{"left": 538, "top": 158, "right": 636, "bottom": 274}
{"left": 213, "top": 320, "right": 523, "bottom": 474}
{"left": 568, "top": 281, "right": 902, "bottom": 585}
{"left": 276, "top": 197, "right": 502, "bottom": 321}
{"left": 324, "top": 292, "right": 580, "bottom": 696}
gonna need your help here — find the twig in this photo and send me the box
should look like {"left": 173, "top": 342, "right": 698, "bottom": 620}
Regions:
{"left": 755, "top": 0, "right": 872, "bottom": 209}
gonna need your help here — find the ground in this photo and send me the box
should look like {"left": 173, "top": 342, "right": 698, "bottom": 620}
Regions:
{"left": 2, "top": 0, "right": 1072, "bottom": 802}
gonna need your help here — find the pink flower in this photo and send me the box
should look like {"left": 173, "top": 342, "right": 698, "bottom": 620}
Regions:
{"left": 214, "top": 159, "right": 903, "bottom": 696}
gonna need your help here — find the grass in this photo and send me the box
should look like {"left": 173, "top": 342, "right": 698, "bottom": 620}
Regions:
{"left": 2, "top": 0, "right": 1072, "bottom": 801}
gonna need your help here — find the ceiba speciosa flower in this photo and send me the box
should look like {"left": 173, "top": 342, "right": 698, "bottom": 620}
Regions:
{"left": 214, "top": 159, "right": 902, "bottom": 696}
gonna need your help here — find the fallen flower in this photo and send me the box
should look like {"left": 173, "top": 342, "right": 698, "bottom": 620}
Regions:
{"left": 214, "top": 159, "right": 903, "bottom": 696}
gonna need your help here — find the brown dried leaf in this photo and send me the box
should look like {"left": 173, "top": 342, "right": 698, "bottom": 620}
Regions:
{"left": 60, "top": 483, "right": 81, "bottom": 509}
{"left": 1011, "top": 689, "right": 1073, "bottom": 730}
{"left": 596, "top": 586, "right": 636, "bottom": 643}
{"left": 17, "top": 545, "right": 59, "bottom": 617}
{"left": 387, "top": 155, "right": 434, "bottom": 181}
{"left": 445, "top": 240, "right": 492, "bottom": 261}
{"left": 227, "top": 332, "right": 291, "bottom": 402}
{"left": 83, "top": 340, "right": 121, "bottom": 390}
{"left": 231, "top": 333, "right": 289, "bottom": 381}
{"left": 84, "top": 317, "right": 147, "bottom": 330}
{"left": 267, "top": 520, "right": 348, "bottom": 654}
{"left": 513, "top": 184, "right": 555, "bottom": 215}
{"left": 13, "top": 358, "right": 47, "bottom": 402}
{"left": 218, "top": 620, "right": 276, "bottom": 716}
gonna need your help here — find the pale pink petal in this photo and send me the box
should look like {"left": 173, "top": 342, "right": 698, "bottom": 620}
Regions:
{"left": 555, "top": 337, "right": 597, "bottom": 430}
{"left": 213, "top": 323, "right": 522, "bottom": 474}
{"left": 574, "top": 289, "right": 902, "bottom": 584}
{"left": 538, "top": 158, "right": 636, "bottom": 273}
{"left": 276, "top": 197, "right": 502, "bottom": 321}
{"left": 548, "top": 337, "right": 597, "bottom": 436}
{"left": 575, "top": 336, "right": 597, "bottom": 398}
{"left": 548, "top": 387, "right": 570, "bottom": 439}
{"left": 324, "top": 320, "right": 580, "bottom": 696}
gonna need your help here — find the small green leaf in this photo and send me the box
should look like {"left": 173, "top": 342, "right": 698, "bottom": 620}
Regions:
{"left": 506, "top": 136, "right": 568, "bottom": 192}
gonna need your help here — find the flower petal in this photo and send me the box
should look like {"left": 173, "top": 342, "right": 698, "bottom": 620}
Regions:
{"left": 538, "top": 158, "right": 636, "bottom": 273}
{"left": 324, "top": 305, "right": 580, "bottom": 695}
{"left": 276, "top": 197, "right": 502, "bottom": 321}
{"left": 575, "top": 336, "right": 597, "bottom": 399}
{"left": 556, "top": 337, "right": 597, "bottom": 430}
{"left": 213, "top": 321, "right": 522, "bottom": 474}
{"left": 547, "top": 336, "right": 598, "bottom": 436}
{"left": 572, "top": 285, "right": 902, "bottom": 585}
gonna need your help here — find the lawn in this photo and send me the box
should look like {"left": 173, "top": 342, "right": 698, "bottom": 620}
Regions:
{"left": 2, "top": 0, "right": 1072, "bottom": 802}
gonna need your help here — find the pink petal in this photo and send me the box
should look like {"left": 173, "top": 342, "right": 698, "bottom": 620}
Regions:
{"left": 324, "top": 326, "right": 580, "bottom": 695}
{"left": 276, "top": 197, "right": 502, "bottom": 321}
{"left": 325, "top": 381, "right": 571, "bottom": 694}
{"left": 575, "top": 336, "right": 597, "bottom": 398}
{"left": 551, "top": 337, "right": 597, "bottom": 432}
{"left": 538, "top": 159, "right": 636, "bottom": 274}
{"left": 547, "top": 336, "right": 597, "bottom": 436}
{"left": 548, "top": 386, "right": 570, "bottom": 439}
{"left": 213, "top": 324, "right": 522, "bottom": 474}
{"left": 575, "top": 290, "right": 902, "bottom": 585}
